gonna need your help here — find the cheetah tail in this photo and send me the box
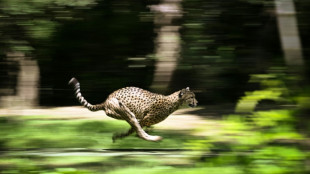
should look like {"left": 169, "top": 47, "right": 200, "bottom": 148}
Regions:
{"left": 68, "top": 77, "right": 104, "bottom": 111}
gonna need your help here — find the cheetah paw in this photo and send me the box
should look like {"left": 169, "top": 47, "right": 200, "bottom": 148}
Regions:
{"left": 146, "top": 135, "right": 162, "bottom": 142}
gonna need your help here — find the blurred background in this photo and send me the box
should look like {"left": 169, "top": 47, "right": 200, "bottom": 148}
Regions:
{"left": 1, "top": 0, "right": 310, "bottom": 173}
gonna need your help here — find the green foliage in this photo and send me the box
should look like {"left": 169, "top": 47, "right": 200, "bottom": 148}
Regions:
{"left": 23, "top": 20, "right": 59, "bottom": 40}
{"left": 0, "top": 0, "right": 96, "bottom": 54}
{"left": 186, "top": 70, "right": 307, "bottom": 174}
{"left": 236, "top": 69, "right": 290, "bottom": 113}
{"left": 248, "top": 146, "right": 306, "bottom": 174}
{"left": 1, "top": 0, "right": 95, "bottom": 15}
{"left": 252, "top": 110, "right": 293, "bottom": 127}
{"left": 186, "top": 109, "right": 307, "bottom": 173}
{"left": 43, "top": 168, "right": 93, "bottom": 174}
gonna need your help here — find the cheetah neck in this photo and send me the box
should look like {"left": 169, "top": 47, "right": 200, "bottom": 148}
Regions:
{"left": 165, "top": 90, "right": 182, "bottom": 111}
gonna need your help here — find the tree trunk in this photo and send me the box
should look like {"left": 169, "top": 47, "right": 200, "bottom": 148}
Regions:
{"left": 275, "top": 0, "right": 304, "bottom": 66}
{"left": 149, "top": 0, "right": 183, "bottom": 93}
{"left": 0, "top": 52, "right": 39, "bottom": 109}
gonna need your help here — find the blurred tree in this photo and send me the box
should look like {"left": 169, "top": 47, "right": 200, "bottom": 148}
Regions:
{"left": 0, "top": 0, "right": 96, "bottom": 108}
{"left": 275, "top": 0, "right": 304, "bottom": 66}
{"left": 1, "top": 0, "right": 309, "bottom": 107}
{"left": 0, "top": 52, "right": 39, "bottom": 108}
{"left": 149, "top": 0, "right": 183, "bottom": 93}
{"left": 45, "top": 0, "right": 156, "bottom": 106}
{"left": 172, "top": 0, "right": 281, "bottom": 104}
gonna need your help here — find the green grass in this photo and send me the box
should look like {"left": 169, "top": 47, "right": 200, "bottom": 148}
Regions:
{"left": 0, "top": 109, "right": 308, "bottom": 174}
{"left": 105, "top": 166, "right": 244, "bottom": 174}
{"left": 0, "top": 116, "right": 203, "bottom": 173}
{"left": 0, "top": 116, "right": 199, "bottom": 150}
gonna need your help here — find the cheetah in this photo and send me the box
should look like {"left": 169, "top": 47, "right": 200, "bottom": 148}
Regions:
{"left": 68, "top": 77, "right": 198, "bottom": 142}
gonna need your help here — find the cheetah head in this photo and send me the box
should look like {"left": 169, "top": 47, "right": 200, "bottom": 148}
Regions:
{"left": 179, "top": 87, "right": 198, "bottom": 107}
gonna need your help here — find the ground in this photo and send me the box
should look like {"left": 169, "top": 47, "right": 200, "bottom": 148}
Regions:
{"left": 0, "top": 106, "right": 222, "bottom": 133}
{"left": 0, "top": 106, "right": 308, "bottom": 174}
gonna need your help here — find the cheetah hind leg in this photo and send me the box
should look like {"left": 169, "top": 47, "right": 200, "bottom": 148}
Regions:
{"left": 112, "top": 126, "right": 154, "bottom": 142}
{"left": 112, "top": 127, "right": 134, "bottom": 143}
{"left": 110, "top": 98, "right": 162, "bottom": 142}
{"left": 113, "top": 126, "right": 154, "bottom": 142}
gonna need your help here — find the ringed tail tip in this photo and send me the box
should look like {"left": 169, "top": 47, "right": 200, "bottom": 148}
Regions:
{"left": 68, "top": 77, "right": 78, "bottom": 86}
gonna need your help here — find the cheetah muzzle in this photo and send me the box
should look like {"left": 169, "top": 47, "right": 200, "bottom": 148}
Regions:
{"left": 69, "top": 77, "right": 198, "bottom": 142}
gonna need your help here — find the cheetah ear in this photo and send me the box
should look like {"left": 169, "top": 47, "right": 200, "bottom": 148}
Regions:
{"left": 186, "top": 87, "right": 190, "bottom": 91}
{"left": 179, "top": 89, "right": 186, "bottom": 98}
{"left": 179, "top": 91, "right": 183, "bottom": 98}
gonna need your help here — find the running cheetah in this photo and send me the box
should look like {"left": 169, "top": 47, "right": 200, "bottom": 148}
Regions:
{"left": 69, "top": 77, "right": 198, "bottom": 142}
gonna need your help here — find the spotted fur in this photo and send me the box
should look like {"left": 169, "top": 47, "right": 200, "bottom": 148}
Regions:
{"left": 69, "top": 77, "right": 198, "bottom": 142}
